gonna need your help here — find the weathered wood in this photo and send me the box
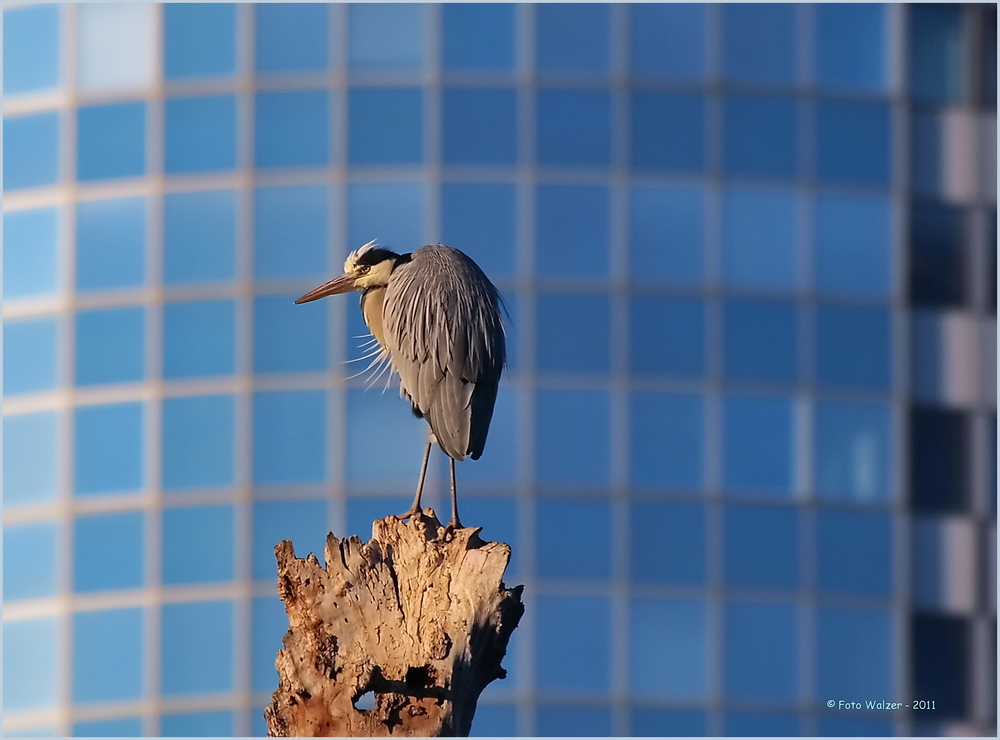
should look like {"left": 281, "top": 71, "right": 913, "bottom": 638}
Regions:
{"left": 265, "top": 509, "right": 523, "bottom": 737}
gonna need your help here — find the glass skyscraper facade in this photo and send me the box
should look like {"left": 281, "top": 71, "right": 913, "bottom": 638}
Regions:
{"left": 2, "top": 3, "right": 995, "bottom": 737}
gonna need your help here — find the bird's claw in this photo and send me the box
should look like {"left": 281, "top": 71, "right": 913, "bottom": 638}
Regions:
{"left": 396, "top": 506, "right": 423, "bottom": 522}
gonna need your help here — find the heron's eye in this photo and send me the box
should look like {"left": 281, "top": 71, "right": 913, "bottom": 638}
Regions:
{"left": 358, "top": 265, "right": 371, "bottom": 275}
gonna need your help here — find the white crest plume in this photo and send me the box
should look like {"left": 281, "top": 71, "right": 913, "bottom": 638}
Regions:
{"left": 344, "top": 239, "right": 379, "bottom": 272}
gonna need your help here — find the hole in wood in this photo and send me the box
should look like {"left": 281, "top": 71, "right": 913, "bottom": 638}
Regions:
{"left": 353, "top": 689, "right": 375, "bottom": 711}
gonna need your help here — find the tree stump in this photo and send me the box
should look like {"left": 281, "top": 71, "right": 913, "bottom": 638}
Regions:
{"left": 264, "top": 509, "right": 524, "bottom": 737}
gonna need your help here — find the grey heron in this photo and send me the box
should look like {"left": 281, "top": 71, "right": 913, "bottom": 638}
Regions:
{"left": 295, "top": 241, "right": 506, "bottom": 528}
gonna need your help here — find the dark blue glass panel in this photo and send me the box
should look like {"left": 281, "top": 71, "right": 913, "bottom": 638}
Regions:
{"left": 4, "top": 4, "right": 59, "bottom": 93}
{"left": 469, "top": 705, "right": 517, "bottom": 737}
{"left": 255, "top": 3, "right": 329, "bottom": 73}
{"left": 252, "top": 391, "right": 327, "bottom": 484}
{"left": 536, "top": 389, "right": 610, "bottom": 485}
{"left": 536, "top": 293, "right": 611, "bottom": 373}
{"left": 815, "top": 4, "right": 886, "bottom": 92}
{"left": 348, "top": 4, "right": 425, "bottom": 71}
{"left": 163, "top": 505, "right": 234, "bottom": 584}
{"left": 441, "top": 183, "right": 515, "bottom": 277}
{"left": 724, "top": 505, "right": 800, "bottom": 589}
{"left": 453, "top": 388, "right": 516, "bottom": 485}
{"left": 725, "top": 712, "right": 801, "bottom": 736}
{"left": 346, "top": 390, "right": 426, "bottom": 483}
{"left": 254, "top": 295, "right": 328, "bottom": 373}
{"left": 347, "top": 183, "right": 423, "bottom": 252}
{"left": 73, "top": 718, "right": 143, "bottom": 737}
{"left": 4, "top": 207, "right": 58, "bottom": 298}
{"left": 816, "top": 606, "right": 894, "bottom": 699}
{"left": 3, "top": 317, "right": 57, "bottom": 396}
{"left": 164, "top": 4, "right": 236, "bottom": 78}
{"left": 252, "top": 597, "right": 286, "bottom": 690}
{"left": 631, "top": 93, "right": 705, "bottom": 172}
{"left": 723, "top": 190, "right": 798, "bottom": 290}
{"left": 162, "top": 394, "right": 235, "bottom": 490}
{"left": 630, "top": 4, "right": 705, "bottom": 79}
{"left": 74, "top": 402, "right": 143, "bottom": 497}
{"left": 630, "top": 598, "right": 707, "bottom": 698}
{"left": 722, "top": 395, "right": 793, "bottom": 496}
{"left": 536, "top": 498, "right": 611, "bottom": 578}
{"left": 722, "top": 4, "right": 796, "bottom": 83}
{"left": 75, "top": 306, "right": 144, "bottom": 386}
{"left": 536, "top": 184, "right": 609, "bottom": 277}
{"left": 164, "top": 95, "right": 236, "bottom": 173}
{"left": 537, "top": 706, "right": 611, "bottom": 737}
{"left": 724, "top": 601, "right": 799, "bottom": 702}
{"left": 908, "top": 4, "right": 963, "bottom": 102}
{"left": 162, "top": 299, "right": 236, "bottom": 378}
{"left": 161, "top": 711, "right": 233, "bottom": 737}
{"left": 816, "top": 510, "right": 893, "bottom": 595}
{"left": 816, "top": 101, "right": 891, "bottom": 185}
{"left": 3, "top": 112, "right": 58, "bottom": 190}
{"left": 4, "top": 412, "right": 58, "bottom": 506}
{"left": 161, "top": 600, "right": 233, "bottom": 695}
{"left": 723, "top": 299, "right": 798, "bottom": 383}
{"left": 910, "top": 201, "right": 965, "bottom": 306}
{"left": 442, "top": 4, "right": 514, "bottom": 71}
{"left": 72, "top": 609, "right": 142, "bottom": 702}
{"left": 631, "top": 502, "right": 705, "bottom": 583}
{"left": 344, "top": 497, "right": 412, "bottom": 540}
{"left": 630, "top": 187, "right": 704, "bottom": 284}
{"left": 723, "top": 96, "right": 798, "bottom": 178}
{"left": 814, "top": 400, "right": 892, "bottom": 502}
{"left": 349, "top": 88, "right": 423, "bottom": 164}
{"left": 536, "top": 3, "right": 610, "bottom": 73}
{"left": 814, "top": 195, "right": 892, "bottom": 296}
{"left": 73, "top": 512, "right": 144, "bottom": 592}
{"left": 630, "top": 392, "right": 704, "bottom": 488}
{"left": 441, "top": 88, "right": 516, "bottom": 165}
{"left": 536, "top": 90, "right": 611, "bottom": 166}
{"left": 537, "top": 595, "right": 610, "bottom": 690}
{"left": 76, "top": 197, "right": 145, "bottom": 291}
{"left": 630, "top": 297, "right": 704, "bottom": 377}
{"left": 254, "top": 185, "right": 329, "bottom": 278}
{"left": 77, "top": 102, "right": 145, "bottom": 181}
{"left": 164, "top": 190, "right": 236, "bottom": 284}
{"left": 4, "top": 618, "right": 57, "bottom": 711}
{"left": 631, "top": 709, "right": 707, "bottom": 737}
{"left": 4, "top": 521, "right": 57, "bottom": 600}
{"left": 457, "top": 497, "right": 519, "bottom": 575}
{"left": 816, "top": 305, "right": 891, "bottom": 390}
{"left": 252, "top": 501, "right": 328, "bottom": 579}
{"left": 254, "top": 90, "right": 329, "bottom": 168}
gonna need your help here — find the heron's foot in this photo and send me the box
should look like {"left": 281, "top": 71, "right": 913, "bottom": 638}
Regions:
{"left": 446, "top": 516, "right": 463, "bottom": 530}
{"left": 396, "top": 505, "right": 424, "bottom": 522}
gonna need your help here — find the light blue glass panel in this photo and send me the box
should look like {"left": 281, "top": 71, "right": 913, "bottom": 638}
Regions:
{"left": 457, "top": 497, "right": 518, "bottom": 576}
{"left": 77, "top": 4, "right": 151, "bottom": 90}
{"left": 630, "top": 598, "right": 706, "bottom": 698}
{"left": 164, "top": 190, "right": 236, "bottom": 284}
{"left": 537, "top": 596, "right": 610, "bottom": 691}
{"left": 441, "top": 183, "right": 515, "bottom": 277}
{"left": 164, "top": 95, "right": 236, "bottom": 173}
{"left": 4, "top": 5, "right": 59, "bottom": 93}
{"left": 254, "top": 295, "right": 327, "bottom": 373}
{"left": 816, "top": 305, "right": 891, "bottom": 390}
{"left": 536, "top": 389, "right": 610, "bottom": 485}
{"left": 630, "top": 4, "right": 705, "bottom": 79}
{"left": 348, "top": 4, "right": 424, "bottom": 70}
{"left": 725, "top": 712, "right": 801, "bottom": 736}
{"left": 723, "top": 300, "right": 798, "bottom": 383}
{"left": 252, "top": 391, "right": 327, "bottom": 484}
{"left": 162, "top": 300, "right": 236, "bottom": 378}
{"left": 536, "top": 499, "right": 611, "bottom": 579}
{"left": 73, "top": 718, "right": 142, "bottom": 737}
{"left": 3, "top": 316, "right": 57, "bottom": 396}
{"left": 630, "top": 392, "right": 703, "bottom": 488}
{"left": 252, "top": 500, "right": 327, "bottom": 579}
{"left": 74, "top": 511, "right": 143, "bottom": 592}
{"left": 817, "top": 606, "right": 894, "bottom": 699}
{"left": 75, "top": 306, "right": 144, "bottom": 386}
{"left": 816, "top": 510, "right": 893, "bottom": 595}
{"left": 722, "top": 3, "right": 796, "bottom": 83}
{"left": 909, "top": 4, "right": 964, "bottom": 102}
{"left": 4, "top": 207, "right": 58, "bottom": 298}
{"left": 630, "top": 187, "right": 704, "bottom": 284}
{"left": 816, "top": 101, "right": 891, "bottom": 185}
{"left": 724, "top": 505, "right": 800, "bottom": 589}
{"left": 722, "top": 190, "right": 798, "bottom": 291}
{"left": 536, "top": 185, "right": 609, "bottom": 277}
{"left": 77, "top": 102, "right": 145, "bottom": 181}
{"left": 632, "top": 709, "right": 707, "bottom": 737}
{"left": 537, "top": 707, "right": 611, "bottom": 737}
{"left": 72, "top": 608, "right": 142, "bottom": 703}
{"left": 163, "top": 505, "right": 234, "bottom": 584}
{"left": 4, "top": 521, "right": 57, "bottom": 600}
{"left": 254, "top": 90, "right": 330, "bottom": 168}
{"left": 348, "top": 183, "right": 423, "bottom": 253}
{"left": 3, "top": 112, "right": 58, "bottom": 190}
{"left": 346, "top": 390, "right": 426, "bottom": 482}
{"left": 536, "top": 293, "right": 610, "bottom": 373}
{"left": 724, "top": 96, "right": 798, "bottom": 178}
{"left": 723, "top": 395, "right": 794, "bottom": 496}
{"left": 815, "top": 400, "right": 892, "bottom": 502}
{"left": 725, "top": 601, "right": 799, "bottom": 702}
{"left": 76, "top": 197, "right": 144, "bottom": 290}
{"left": 442, "top": 88, "right": 516, "bottom": 165}
{"left": 164, "top": 3, "right": 235, "bottom": 78}
{"left": 161, "top": 711, "right": 233, "bottom": 738}
{"left": 349, "top": 88, "right": 423, "bottom": 164}
{"left": 442, "top": 4, "right": 514, "bottom": 71}
{"left": 537, "top": 90, "right": 611, "bottom": 166}
{"left": 162, "top": 394, "right": 234, "bottom": 490}
{"left": 454, "top": 388, "right": 516, "bottom": 485}
{"left": 631, "top": 93, "right": 704, "bottom": 172}
{"left": 254, "top": 185, "right": 329, "bottom": 278}
{"left": 814, "top": 195, "right": 892, "bottom": 296}
{"left": 4, "top": 618, "right": 57, "bottom": 711}
{"left": 536, "top": 4, "right": 610, "bottom": 73}
{"left": 252, "top": 597, "right": 286, "bottom": 690}
{"left": 469, "top": 706, "right": 517, "bottom": 737}
{"left": 161, "top": 601, "right": 234, "bottom": 695}
{"left": 815, "top": 4, "right": 887, "bottom": 92}
{"left": 4, "top": 412, "right": 57, "bottom": 506}
{"left": 255, "top": 3, "right": 329, "bottom": 73}
{"left": 74, "top": 402, "right": 143, "bottom": 496}
{"left": 630, "top": 297, "right": 705, "bottom": 377}
{"left": 631, "top": 502, "right": 705, "bottom": 583}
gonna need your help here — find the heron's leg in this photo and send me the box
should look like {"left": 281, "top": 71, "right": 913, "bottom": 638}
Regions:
{"left": 398, "top": 436, "right": 433, "bottom": 521}
{"left": 447, "top": 457, "right": 462, "bottom": 529}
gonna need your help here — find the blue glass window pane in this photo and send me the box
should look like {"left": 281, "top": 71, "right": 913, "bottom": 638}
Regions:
{"left": 3, "top": 112, "right": 58, "bottom": 190}
{"left": 630, "top": 598, "right": 706, "bottom": 698}
{"left": 723, "top": 395, "right": 794, "bottom": 496}
{"left": 537, "top": 596, "right": 610, "bottom": 691}
{"left": 724, "top": 505, "right": 800, "bottom": 589}
{"left": 722, "top": 190, "right": 798, "bottom": 291}
{"left": 164, "top": 95, "right": 236, "bottom": 173}
{"left": 75, "top": 306, "right": 144, "bottom": 386}
{"left": 630, "top": 392, "right": 704, "bottom": 488}
{"left": 723, "top": 300, "right": 798, "bottom": 383}
{"left": 725, "top": 712, "right": 801, "bottom": 736}
{"left": 252, "top": 501, "right": 327, "bottom": 579}
{"left": 442, "top": 4, "right": 514, "bottom": 71}
{"left": 74, "top": 402, "right": 143, "bottom": 496}
{"left": 631, "top": 502, "right": 705, "bottom": 583}
{"left": 814, "top": 195, "right": 892, "bottom": 297}
{"left": 441, "top": 88, "right": 516, "bottom": 165}
{"left": 4, "top": 207, "right": 58, "bottom": 298}
{"left": 3, "top": 317, "right": 57, "bottom": 396}
{"left": 441, "top": 183, "right": 515, "bottom": 278}
{"left": 77, "top": 102, "right": 145, "bottom": 181}
{"left": 724, "top": 601, "right": 799, "bottom": 702}
{"left": 630, "top": 297, "right": 705, "bottom": 377}
{"left": 536, "top": 498, "right": 611, "bottom": 578}
{"left": 457, "top": 497, "right": 519, "bottom": 576}
{"left": 163, "top": 505, "right": 235, "bottom": 584}
{"left": 816, "top": 305, "right": 891, "bottom": 390}
{"left": 909, "top": 4, "right": 964, "bottom": 102}
{"left": 348, "top": 3, "right": 424, "bottom": 70}
{"left": 164, "top": 190, "right": 236, "bottom": 284}
{"left": 346, "top": 390, "right": 426, "bottom": 482}
{"left": 3, "top": 5, "right": 59, "bottom": 94}
{"left": 630, "top": 187, "right": 704, "bottom": 284}
{"left": 73, "top": 511, "right": 144, "bottom": 591}
{"left": 255, "top": 3, "right": 329, "bottom": 73}
{"left": 536, "top": 185, "right": 609, "bottom": 277}
{"left": 815, "top": 4, "right": 886, "bottom": 92}
{"left": 348, "top": 183, "right": 423, "bottom": 252}
{"left": 72, "top": 718, "right": 142, "bottom": 737}
{"left": 254, "top": 295, "right": 327, "bottom": 373}
{"left": 162, "top": 394, "right": 234, "bottom": 490}
{"left": 75, "top": 196, "right": 145, "bottom": 290}
{"left": 4, "top": 521, "right": 57, "bottom": 601}
{"left": 4, "top": 412, "right": 57, "bottom": 506}
{"left": 252, "top": 597, "right": 286, "bottom": 691}
{"left": 536, "top": 293, "right": 610, "bottom": 373}
{"left": 724, "top": 96, "right": 798, "bottom": 178}
{"left": 4, "top": 618, "right": 57, "bottom": 711}
{"left": 815, "top": 401, "right": 892, "bottom": 502}
{"left": 254, "top": 90, "right": 329, "bottom": 168}
{"left": 537, "top": 90, "right": 611, "bottom": 166}
{"left": 631, "top": 709, "right": 707, "bottom": 737}
{"left": 630, "top": 4, "right": 705, "bottom": 79}
{"left": 454, "top": 389, "right": 516, "bottom": 485}
{"left": 161, "top": 711, "right": 233, "bottom": 738}
{"left": 161, "top": 601, "right": 234, "bottom": 695}
{"left": 536, "top": 4, "right": 610, "bottom": 73}
{"left": 164, "top": 3, "right": 235, "bottom": 79}
{"left": 344, "top": 497, "right": 411, "bottom": 540}
{"left": 254, "top": 185, "right": 329, "bottom": 279}
{"left": 536, "top": 389, "right": 610, "bottom": 485}
{"left": 253, "top": 391, "right": 327, "bottom": 484}
{"left": 537, "top": 707, "right": 611, "bottom": 737}
{"left": 80, "top": 4, "right": 152, "bottom": 91}
{"left": 72, "top": 608, "right": 142, "bottom": 702}
{"left": 631, "top": 93, "right": 704, "bottom": 172}
{"left": 348, "top": 88, "right": 423, "bottom": 164}
{"left": 816, "top": 510, "right": 893, "bottom": 595}
{"left": 816, "top": 102, "right": 891, "bottom": 185}
{"left": 817, "top": 606, "right": 894, "bottom": 698}
{"left": 469, "top": 706, "right": 517, "bottom": 737}
{"left": 722, "top": 4, "right": 796, "bottom": 84}
{"left": 162, "top": 300, "right": 236, "bottom": 378}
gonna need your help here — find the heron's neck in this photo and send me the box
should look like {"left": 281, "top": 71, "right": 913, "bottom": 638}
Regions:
{"left": 360, "top": 286, "right": 388, "bottom": 349}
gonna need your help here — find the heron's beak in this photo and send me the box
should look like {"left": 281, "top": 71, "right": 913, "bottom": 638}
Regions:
{"left": 295, "top": 274, "right": 358, "bottom": 304}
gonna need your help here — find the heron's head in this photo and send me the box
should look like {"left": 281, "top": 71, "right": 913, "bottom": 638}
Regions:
{"left": 295, "top": 241, "right": 402, "bottom": 304}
